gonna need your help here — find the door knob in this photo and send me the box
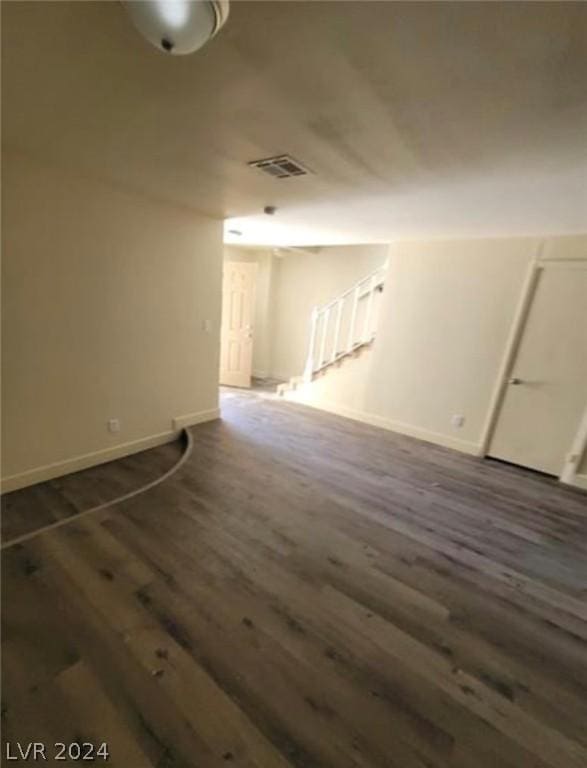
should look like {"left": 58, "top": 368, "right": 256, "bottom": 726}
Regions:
{"left": 508, "top": 377, "right": 523, "bottom": 385}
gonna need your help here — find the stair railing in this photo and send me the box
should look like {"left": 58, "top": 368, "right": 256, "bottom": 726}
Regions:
{"left": 303, "top": 262, "right": 387, "bottom": 382}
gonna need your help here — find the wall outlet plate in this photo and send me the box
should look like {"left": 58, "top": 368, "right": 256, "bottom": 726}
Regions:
{"left": 451, "top": 414, "right": 465, "bottom": 429}
{"left": 108, "top": 418, "right": 121, "bottom": 433}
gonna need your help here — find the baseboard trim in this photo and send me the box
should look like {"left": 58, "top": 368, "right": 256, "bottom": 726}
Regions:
{"left": 1, "top": 408, "right": 219, "bottom": 494}
{"left": 2, "top": 429, "right": 194, "bottom": 550}
{"left": 1, "top": 430, "right": 178, "bottom": 494}
{"left": 290, "top": 396, "right": 482, "bottom": 456}
{"left": 172, "top": 407, "right": 220, "bottom": 430}
{"left": 563, "top": 473, "right": 587, "bottom": 491}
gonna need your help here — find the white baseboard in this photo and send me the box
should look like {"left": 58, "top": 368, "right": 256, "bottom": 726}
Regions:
{"left": 1, "top": 408, "right": 220, "bottom": 494}
{"left": 563, "top": 473, "right": 587, "bottom": 491}
{"left": 1, "top": 430, "right": 177, "bottom": 494}
{"left": 289, "top": 395, "right": 482, "bottom": 456}
{"left": 172, "top": 407, "right": 220, "bottom": 430}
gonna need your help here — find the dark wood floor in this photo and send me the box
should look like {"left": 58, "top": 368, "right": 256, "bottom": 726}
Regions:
{"left": 2, "top": 390, "right": 587, "bottom": 767}
{"left": 1, "top": 438, "right": 184, "bottom": 543}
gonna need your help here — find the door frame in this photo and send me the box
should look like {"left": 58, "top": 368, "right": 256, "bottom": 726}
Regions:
{"left": 479, "top": 243, "right": 587, "bottom": 487}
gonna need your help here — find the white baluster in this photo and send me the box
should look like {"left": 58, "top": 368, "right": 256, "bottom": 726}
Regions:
{"left": 363, "top": 275, "right": 375, "bottom": 342}
{"left": 331, "top": 299, "right": 343, "bottom": 362}
{"left": 301, "top": 262, "right": 387, "bottom": 386}
{"left": 348, "top": 286, "right": 359, "bottom": 352}
{"left": 319, "top": 307, "right": 330, "bottom": 367}
{"left": 304, "top": 306, "right": 319, "bottom": 382}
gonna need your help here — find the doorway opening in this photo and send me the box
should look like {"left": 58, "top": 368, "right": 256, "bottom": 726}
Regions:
{"left": 219, "top": 259, "right": 257, "bottom": 389}
{"left": 218, "top": 253, "right": 284, "bottom": 399}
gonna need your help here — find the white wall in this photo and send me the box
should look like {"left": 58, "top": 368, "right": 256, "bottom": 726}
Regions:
{"left": 551, "top": 240, "right": 587, "bottom": 488}
{"left": 297, "top": 238, "right": 539, "bottom": 452}
{"left": 292, "top": 237, "right": 587, "bottom": 453}
{"left": 292, "top": 236, "right": 587, "bottom": 488}
{"left": 271, "top": 245, "right": 389, "bottom": 380}
{"left": 1, "top": 151, "right": 223, "bottom": 491}
{"left": 222, "top": 244, "right": 388, "bottom": 382}
{"left": 222, "top": 237, "right": 587, "bottom": 488}
{"left": 370, "top": 239, "right": 540, "bottom": 450}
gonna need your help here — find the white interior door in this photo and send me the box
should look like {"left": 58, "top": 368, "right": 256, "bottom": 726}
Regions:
{"left": 219, "top": 261, "right": 257, "bottom": 388}
{"left": 489, "top": 264, "right": 587, "bottom": 475}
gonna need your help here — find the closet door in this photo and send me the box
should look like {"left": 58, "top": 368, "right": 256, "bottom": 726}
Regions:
{"left": 489, "top": 264, "right": 587, "bottom": 475}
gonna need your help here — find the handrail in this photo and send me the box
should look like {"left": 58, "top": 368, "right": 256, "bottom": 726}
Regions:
{"left": 304, "top": 261, "right": 387, "bottom": 382}
{"left": 314, "top": 263, "right": 387, "bottom": 314}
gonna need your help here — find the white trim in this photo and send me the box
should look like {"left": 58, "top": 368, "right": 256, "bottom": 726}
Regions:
{"left": 2, "top": 430, "right": 177, "bottom": 494}
{"left": 289, "top": 396, "right": 481, "bottom": 456}
{"left": 172, "top": 407, "right": 220, "bottom": 430}
{"left": 561, "top": 403, "right": 587, "bottom": 488}
{"left": 1, "top": 408, "right": 219, "bottom": 493}
{"left": 2, "top": 430, "right": 194, "bottom": 551}
{"left": 568, "top": 474, "right": 587, "bottom": 491}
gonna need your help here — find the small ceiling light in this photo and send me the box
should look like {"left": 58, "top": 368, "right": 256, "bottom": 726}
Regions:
{"left": 122, "top": 0, "right": 229, "bottom": 55}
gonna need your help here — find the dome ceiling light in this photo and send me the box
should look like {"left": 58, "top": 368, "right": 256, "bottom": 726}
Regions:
{"left": 122, "top": 0, "right": 229, "bottom": 55}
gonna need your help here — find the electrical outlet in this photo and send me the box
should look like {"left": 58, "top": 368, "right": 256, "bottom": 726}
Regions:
{"left": 202, "top": 319, "right": 212, "bottom": 332}
{"left": 108, "top": 418, "right": 121, "bottom": 433}
{"left": 451, "top": 414, "right": 465, "bottom": 429}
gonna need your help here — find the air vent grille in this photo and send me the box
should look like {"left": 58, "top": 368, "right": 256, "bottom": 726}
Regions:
{"left": 248, "top": 155, "right": 310, "bottom": 179}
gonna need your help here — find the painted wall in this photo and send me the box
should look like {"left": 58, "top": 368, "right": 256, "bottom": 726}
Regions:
{"left": 271, "top": 245, "right": 389, "bottom": 380}
{"left": 366, "top": 239, "right": 538, "bottom": 452}
{"left": 292, "top": 236, "right": 587, "bottom": 489}
{"left": 2, "top": 151, "right": 223, "bottom": 491}
{"left": 293, "top": 238, "right": 540, "bottom": 454}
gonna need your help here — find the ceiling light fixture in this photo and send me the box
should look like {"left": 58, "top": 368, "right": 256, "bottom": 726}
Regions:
{"left": 122, "top": 0, "right": 229, "bottom": 55}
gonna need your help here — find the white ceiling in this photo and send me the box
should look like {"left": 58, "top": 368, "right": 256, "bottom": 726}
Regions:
{"left": 3, "top": 1, "right": 587, "bottom": 246}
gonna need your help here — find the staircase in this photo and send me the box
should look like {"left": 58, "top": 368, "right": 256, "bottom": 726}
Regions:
{"left": 277, "top": 262, "right": 387, "bottom": 397}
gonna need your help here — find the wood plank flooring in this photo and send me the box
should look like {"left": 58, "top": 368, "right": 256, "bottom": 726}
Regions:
{"left": 2, "top": 389, "right": 587, "bottom": 767}
{"left": 1, "top": 438, "right": 184, "bottom": 543}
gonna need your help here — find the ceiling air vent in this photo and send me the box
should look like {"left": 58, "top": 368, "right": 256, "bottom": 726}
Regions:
{"left": 248, "top": 155, "right": 310, "bottom": 179}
